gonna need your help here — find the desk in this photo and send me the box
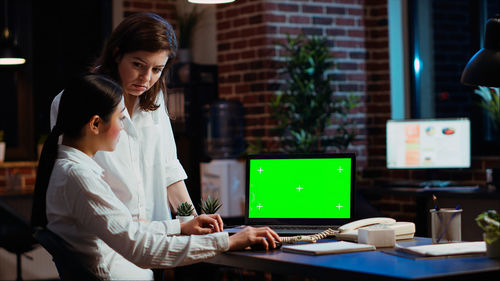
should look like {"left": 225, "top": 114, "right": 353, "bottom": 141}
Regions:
{"left": 360, "top": 186, "right": 500, "bottom": 240}
{"left": 204, "top": 238, "right": 500, "bottom": 281}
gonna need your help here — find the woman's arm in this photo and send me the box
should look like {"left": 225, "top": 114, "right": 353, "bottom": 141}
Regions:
{"left": 64, "top": 170, "right": 229, "bottom": 268}
{"left": 167, "top": 180, "right": 197, "bottom": 216}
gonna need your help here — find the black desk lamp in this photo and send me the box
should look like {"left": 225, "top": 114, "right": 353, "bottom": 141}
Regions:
{"left": 461, "top": 15, "right": 500, "bottom": 87}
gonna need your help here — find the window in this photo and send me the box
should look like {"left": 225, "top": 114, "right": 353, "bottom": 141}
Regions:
{"left": 389, "top": 0, "right": 500, "bottom": 155}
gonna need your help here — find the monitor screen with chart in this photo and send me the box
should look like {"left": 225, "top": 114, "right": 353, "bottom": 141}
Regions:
{"left": 386, "top": 118, "right": 471, "bottom": 169}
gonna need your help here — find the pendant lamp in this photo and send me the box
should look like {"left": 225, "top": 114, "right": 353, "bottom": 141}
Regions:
{"left": 461, "top": 15, "right": 500, "bottom": 86}
{"left": 0, "top": 0, "right": 25, "bottom": 66}
{"left": 188, "top": 0, "right": 235, "bottom": 4}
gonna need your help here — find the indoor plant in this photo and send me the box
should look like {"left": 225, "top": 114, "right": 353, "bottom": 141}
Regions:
{"left": 176, "top": 202, "right": 195, "bottom": 223}
{"left": 174, "top": 6, "right": 204, "bottom": 62}
{"left": 200, "top": 196, "right": 222, "bottom": 214}
{"left": 270, "top": 34, "right": 359, "bottom": 153}
{"left": 476, "top": 210, "right": 500, "bottom": 258}
{"left": 474, "top": 86, "right": 500, "bottom": 135}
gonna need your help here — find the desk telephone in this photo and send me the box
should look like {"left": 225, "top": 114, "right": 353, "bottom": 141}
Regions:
{"left": 280, "top": 217, "right": 415, "bottom": 244}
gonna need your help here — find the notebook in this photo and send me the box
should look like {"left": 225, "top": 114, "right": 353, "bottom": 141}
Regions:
{"left": 282, "top": 241, "right": 375, "bottom": 255}
{"left": 395, "top": 242, "right": 486, "bottom": 257}
{"left": 226, "top": 153, "right": 356, "bottom": 235}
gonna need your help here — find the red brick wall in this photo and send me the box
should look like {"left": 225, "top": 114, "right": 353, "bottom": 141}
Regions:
{"left": 123, "top": 0, "right": 177, "bottom": 20}
{"left": 360, "top": 0, "right": 390, "bottom": 184}
{"left": 0, "top": 163, "right": 37, "bottom": 192}
{"left": 120, "top": 0, "right": 496, "bottom": 222}
{"left": 216, "top": 0, "right": 368, "bottom": 162}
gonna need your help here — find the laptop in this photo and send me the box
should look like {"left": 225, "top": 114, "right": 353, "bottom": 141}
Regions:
{"left": 226, "top": 153, "right": 356, "bottom": 235}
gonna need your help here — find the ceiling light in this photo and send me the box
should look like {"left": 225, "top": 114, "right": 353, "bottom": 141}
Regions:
{"left": 188, "top": 0, "right": 235, "bottom": 4}
{"left": 0, "top": 0, "right": 25, "bottom": 66}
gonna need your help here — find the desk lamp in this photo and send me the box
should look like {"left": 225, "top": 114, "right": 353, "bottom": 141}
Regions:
{"left": 461, "top": 15, "right": 500, "bottom": 87}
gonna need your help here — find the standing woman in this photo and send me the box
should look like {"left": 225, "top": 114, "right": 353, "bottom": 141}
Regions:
{"left": 51, "top": 13, "right": 196, "bottom": 223}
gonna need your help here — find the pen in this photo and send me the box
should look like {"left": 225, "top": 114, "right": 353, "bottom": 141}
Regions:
{"left": 432, "top": 194, "right": 439, "bottom": 211}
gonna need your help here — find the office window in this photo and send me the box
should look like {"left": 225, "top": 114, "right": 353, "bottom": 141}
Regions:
{"left": 390, "top": 0, "right": 500, "bottom": 154}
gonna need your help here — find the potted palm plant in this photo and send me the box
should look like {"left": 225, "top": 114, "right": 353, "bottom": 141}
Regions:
{"left": 176, "top": 202, "right": 195, "bottom": 223}
{"left": 270, "top": 34, "right": 359, "bottom": 153}
{"left": 476, "top": 210, "right": 500, "bottom": 258}
{"left": 174, "top": 6, "right": 203, "bottom": 63}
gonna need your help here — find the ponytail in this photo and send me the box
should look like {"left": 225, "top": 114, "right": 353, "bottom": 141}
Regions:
{"left": 31, "top": 125, "right": 63, "bottom": 228}
{"left": 30, "top": 73, "right": 122, "bottom": 229}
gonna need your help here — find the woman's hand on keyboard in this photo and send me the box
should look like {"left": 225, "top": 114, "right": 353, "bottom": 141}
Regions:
{"left": 180, "top": 214, "right": 224, "bottom": 235}
{"left": 228, "top": 226, "right": 281, "bottom": 251}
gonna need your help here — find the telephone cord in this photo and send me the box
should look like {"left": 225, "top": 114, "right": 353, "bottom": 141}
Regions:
{"left": 280, "top": 228, "right": 337, "bottom": 244}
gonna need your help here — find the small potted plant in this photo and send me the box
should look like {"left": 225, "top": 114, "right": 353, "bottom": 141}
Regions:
{"left": 200, "top": 196, "right": 222, "bottom": 215}
{"left": 0, "top": 130, "right": 5, "bottom": 162}
{"left": 476, "top": 210, "right": 500, "bottom": 258}
{"left": 176, "top": 202, "right": 195, "bottom": 223}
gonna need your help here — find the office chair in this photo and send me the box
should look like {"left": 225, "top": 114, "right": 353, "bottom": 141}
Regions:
{"left": 33, "top": 227, "right": 102, "bottom": 281}
{"left": 0, "top": 200, "right": 38, "bottom": 281}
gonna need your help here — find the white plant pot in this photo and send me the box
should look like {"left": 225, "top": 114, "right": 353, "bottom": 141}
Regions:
{"left": 0, "top": 142, "right": 5, "bottom": 162}
{"left": 176, "top": 215, "right": 194, "bottom": 223}
{"left": 484, "top": 234, "right": 500, "bottom": 259}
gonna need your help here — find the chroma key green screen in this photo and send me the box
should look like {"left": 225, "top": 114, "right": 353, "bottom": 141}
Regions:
{"left": 248, "top": 158, "right": 352, "bottom": 219}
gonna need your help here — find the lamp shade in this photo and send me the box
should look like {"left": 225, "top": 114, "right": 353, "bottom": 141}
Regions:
{"left": 0, "top": 28, "right": 25, "bottom": 66}
{"left": 461, "top": 16, "right": 500, "bottom": 87}
{"left": 188, "top": 0, "right": 235, "bottom": 4}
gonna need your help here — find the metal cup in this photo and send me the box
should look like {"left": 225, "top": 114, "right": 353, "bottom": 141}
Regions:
{"left": 430, "top": 208, "right": 462, "bottom": 243}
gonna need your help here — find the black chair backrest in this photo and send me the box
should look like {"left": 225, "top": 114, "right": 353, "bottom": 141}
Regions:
{"left": 0, "top": 200, "right": 37, "bottom": 254}
{"left": 33, "top": 228, "right": 102, "bottom": 281}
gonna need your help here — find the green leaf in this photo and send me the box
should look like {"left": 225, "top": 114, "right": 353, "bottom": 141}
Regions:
{"left": 176, "top": 202, "right": 194, "bottom": 216}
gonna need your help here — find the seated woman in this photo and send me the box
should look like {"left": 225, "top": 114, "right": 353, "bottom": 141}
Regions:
{"left": 31, "top": 74, "right": 279, "bottom": 280}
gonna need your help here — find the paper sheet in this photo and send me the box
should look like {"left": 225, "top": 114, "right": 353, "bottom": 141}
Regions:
{"left": 395, "top": 241, "right": 486, "bottom": 256}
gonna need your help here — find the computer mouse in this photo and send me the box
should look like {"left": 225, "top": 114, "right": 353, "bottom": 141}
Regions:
{"left": 249, "top": 237, "right": 282, "bottom": 251}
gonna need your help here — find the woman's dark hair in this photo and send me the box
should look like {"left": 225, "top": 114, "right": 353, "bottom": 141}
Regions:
{"left": 91, "top": 12, "right": 178, "bottom": 112}
{"left": 31, "top": 74, "right": 123, "bottom": 228}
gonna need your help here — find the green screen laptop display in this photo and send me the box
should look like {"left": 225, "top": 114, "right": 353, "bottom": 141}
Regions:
{"left": 246, "top": 153, "right": 355, "bottom": 225}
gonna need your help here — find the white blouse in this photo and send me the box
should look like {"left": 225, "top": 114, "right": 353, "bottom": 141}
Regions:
{"left": 51, "top": 91, "right": 187, "bottom": 221}
{"left": 46, "top": 145, "right": 229, "bottom": 280}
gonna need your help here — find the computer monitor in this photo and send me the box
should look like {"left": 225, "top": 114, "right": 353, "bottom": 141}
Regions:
{"left": 386, "top": 118, "right": 470, "bottom": 169}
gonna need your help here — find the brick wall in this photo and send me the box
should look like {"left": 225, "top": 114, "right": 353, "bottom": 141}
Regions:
{"left": 119, "top": 0, "right": 497, "bottom": 222}
{"left": 123, "top": 0, "right": 177, "bottom": 20}
{"left": 0, "top": 162, "right": 37, "bottom": 192}
{"left": 216, "top": 0, "right": 368, "bottom": 162}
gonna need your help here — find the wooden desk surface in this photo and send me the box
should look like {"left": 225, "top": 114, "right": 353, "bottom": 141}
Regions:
{"left": 205, "top": 238, "right": 500, "bottom": 281}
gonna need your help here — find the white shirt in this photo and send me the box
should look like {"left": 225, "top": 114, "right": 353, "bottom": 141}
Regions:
{"left": 46, "top": 145, "right": 229, "bottom": 280}
{"left": 51, "top": 91, "right": 187, "bottom": 221}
